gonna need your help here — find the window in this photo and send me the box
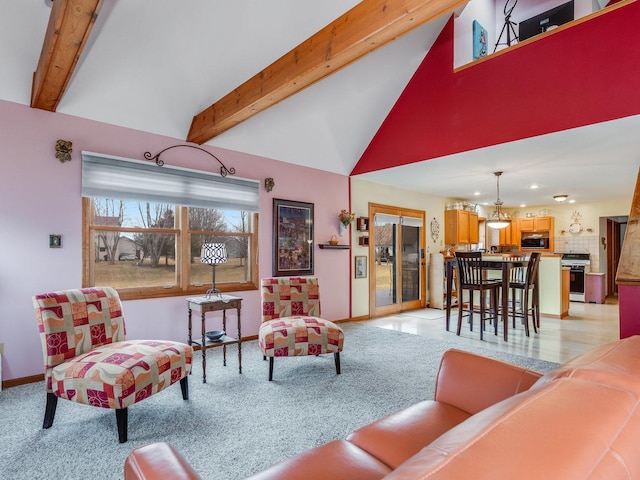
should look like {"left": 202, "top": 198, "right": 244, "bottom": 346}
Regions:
{"left": 81, "top": 152, "right": 259, "bottom": 300}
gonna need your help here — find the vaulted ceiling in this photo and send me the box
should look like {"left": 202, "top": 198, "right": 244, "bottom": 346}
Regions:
{"left": 3, "top": 0, "right": 640, "bottom": 208}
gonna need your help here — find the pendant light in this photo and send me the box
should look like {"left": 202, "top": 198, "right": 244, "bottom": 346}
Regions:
{"left": 487, "top": 171, "right": 511, "bottom": 229}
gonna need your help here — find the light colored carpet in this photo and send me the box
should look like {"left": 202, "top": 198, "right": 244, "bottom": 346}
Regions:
{"left": 0, "top": 323, "right": 558, "bottom": 480}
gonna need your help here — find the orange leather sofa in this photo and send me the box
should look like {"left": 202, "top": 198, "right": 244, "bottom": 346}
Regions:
{"left": 125, "top": 336, "right": 640, "bottom": 479}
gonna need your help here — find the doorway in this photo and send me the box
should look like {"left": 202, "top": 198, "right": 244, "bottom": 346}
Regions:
{"left": 369, "top": 203, "right": 426, "bottom": 317}
{"left": 605, "top": 216, "right": 627, "bottom": 296}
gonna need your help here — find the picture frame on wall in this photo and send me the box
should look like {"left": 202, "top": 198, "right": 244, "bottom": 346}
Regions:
{"left": 355, "top": 256, "right": 367, "bottom": 279}
{"left": 273, "top": 198, "right": 314, "bottom": 277}
{"left": 473, "top": 20, "right": 488, "bottom": 59}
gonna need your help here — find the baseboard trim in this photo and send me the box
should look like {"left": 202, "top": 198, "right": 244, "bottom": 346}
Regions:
{"left": 2, "top": 373, "right": 44, "bottom": 390}
{"left": 2, "top": 321, "right": 368, "bottom": 388}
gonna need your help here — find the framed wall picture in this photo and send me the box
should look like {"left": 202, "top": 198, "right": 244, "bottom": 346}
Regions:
{"left": 473, "top": 20, "right": 488, "bottom": 59}
{"left": 49, "top": 234, "right": 62, "bottom": 248}
{"left": 355, "top": 256, "right": 367, "bottom": 279}
{"left": 273, "top": 198, "right": 314, "bottom": 276}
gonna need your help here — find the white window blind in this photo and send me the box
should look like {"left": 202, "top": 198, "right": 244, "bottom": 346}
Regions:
{"left": 401, "top": 216, "right": 423, "bottom": 227}
{"left": 374, "top": 213, "right": 401, "bottom": 224}
{"left": 81, "top": 151, "right": 260, "bottom": 211}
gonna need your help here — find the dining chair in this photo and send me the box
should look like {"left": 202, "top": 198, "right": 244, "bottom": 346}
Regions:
{"left": 508, "top": 252, "right": 541, "bottom": 336}
{"left": 454, "top": 252, "right": 502, "bottom": 340}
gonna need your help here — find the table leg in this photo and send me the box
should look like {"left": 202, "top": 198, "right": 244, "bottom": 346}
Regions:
{"left": 501, "top": 264, "right": 509, "bottom": 341}
{"left": 201, "top": 310, "right": 207, "bottom": 383}
{"left": 222, "top": 309, "right": 227, "bottom": 367}
{"left": 445, "top": 260, "right": 453, "bottom": 331}
{"left": 237, "top": 306, "right": 242, "bottom": 374}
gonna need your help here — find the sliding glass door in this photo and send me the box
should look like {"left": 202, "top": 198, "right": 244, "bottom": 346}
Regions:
{"left": 369, "top": 204, "right": 425, "bottom": 317}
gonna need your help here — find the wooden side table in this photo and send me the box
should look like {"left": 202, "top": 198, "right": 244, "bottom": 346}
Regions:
{"left": 186, "top": 295, "right": 242, "bottom": 383}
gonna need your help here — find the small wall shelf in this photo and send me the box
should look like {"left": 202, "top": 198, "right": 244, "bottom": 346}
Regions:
{"left": 357, "top": 217, "right": 369, "bottom": 231}
{"left": 319, "top": 244, "right": 350, "bottom": 249}
{"left": 358, "top": 236, "right": 369, "bottom": 246}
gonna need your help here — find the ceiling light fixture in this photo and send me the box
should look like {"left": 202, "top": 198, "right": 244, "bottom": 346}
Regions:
{"left": 553, "top": 195, "right": 569, "bottom": 202}
{"left": 487, "top": 171, "right": 511, "bottom": 230}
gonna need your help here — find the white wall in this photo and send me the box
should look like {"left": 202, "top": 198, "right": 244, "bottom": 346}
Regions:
{"left": 455, "top": 0, "right": 596, "bottom": 67}
{"left": 349, "top": 178, "right": 448, "bottom": 317}
{"left": 508, "top": 198, "right": 631, "bottom": 273}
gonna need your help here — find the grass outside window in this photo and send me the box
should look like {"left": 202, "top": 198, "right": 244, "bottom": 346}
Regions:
{"left": 83, "top": 198, "right": 258, "bottom": 300}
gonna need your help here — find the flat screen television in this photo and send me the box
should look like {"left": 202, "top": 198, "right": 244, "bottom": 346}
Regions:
{"left": 519, "top": 1, "right": 574, "bottom": 41}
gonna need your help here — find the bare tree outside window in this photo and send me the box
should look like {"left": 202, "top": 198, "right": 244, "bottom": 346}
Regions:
{"left": 94, "top": 199, "right": 124, "bottom": 264}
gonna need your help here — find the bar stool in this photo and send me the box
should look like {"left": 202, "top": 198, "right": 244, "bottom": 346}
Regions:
{"left": 508, "top": 252, "right": 541, "bottom": 336}
{"left": 454, "top": 252, "right": 502, "bottom": 340}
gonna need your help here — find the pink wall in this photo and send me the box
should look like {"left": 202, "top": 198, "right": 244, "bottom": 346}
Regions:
{"left": 0, "top": 100, "right": 350, "bottom": 382}
{"left": 352, "top": 1, "right": 640, "bottom": 174}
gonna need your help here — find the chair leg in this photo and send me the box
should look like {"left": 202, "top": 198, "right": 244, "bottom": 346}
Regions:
{"left": 180, "top": 376, "right": 189, "bottom": 400}
{"left": 523, "top": 290, "right": 531, "bottom": 337}
{"left": 334, "top": 352, "right": 341, "bottom": 375}
{"left": 479, "top": 291, "right": 484, "bottom": 340}
{"left": 43, "top": 392, "right": 58, "bottom": 429}
{"left": 116, "top": 408, "right": 128, "bottom": 443}
{"left": 496, "top": 289, "right": 500, "bottom": 336}
{"left": 268, "top": 357, "right": 274, "bottom": 381}
{"left": 456, "top": 291, "right": 464, "bottom": 336}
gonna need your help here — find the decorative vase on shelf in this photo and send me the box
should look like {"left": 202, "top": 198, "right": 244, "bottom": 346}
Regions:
{"left": 338, "top": 209, "right": 355, "bottom": 237}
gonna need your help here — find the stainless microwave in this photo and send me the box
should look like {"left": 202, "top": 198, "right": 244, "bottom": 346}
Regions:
{"left": 521, "top": 236, "right": 549, "bottom": 249}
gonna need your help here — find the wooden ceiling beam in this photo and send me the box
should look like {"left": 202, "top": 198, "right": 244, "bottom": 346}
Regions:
{"left": 31, "top": 0, "right": 103, "bottom": 111}
{"left": 187, "top": 0, "right": 468, "bottom": 144}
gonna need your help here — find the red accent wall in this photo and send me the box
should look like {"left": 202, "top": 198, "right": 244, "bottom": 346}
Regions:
{"left": 352, "top": 1, "right": 640, "bottom": 175}
{"left": 619, "top": 285, "right": 640, "bottom": 338}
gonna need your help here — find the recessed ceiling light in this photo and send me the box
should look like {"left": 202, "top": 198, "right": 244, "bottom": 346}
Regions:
{"left": 530, "top": 184, "right": 539, "bottom": 189}
{"left": 473, "top": 191, "right": 480, "bottom": 196}
{"left": 520, "top": 204, "right": 527, "bottom": 208}
{"left": 553, "top": 195, "right": 569, "bottom": 202}
{"left": 569, "top": 199, "right": 576, "bottom": 203}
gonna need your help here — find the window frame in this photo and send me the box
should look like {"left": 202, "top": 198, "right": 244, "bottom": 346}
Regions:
{"left": 82, "top": 198, "right": 259, "bottom": 301}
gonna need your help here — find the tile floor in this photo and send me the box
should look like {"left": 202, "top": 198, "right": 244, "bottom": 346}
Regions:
{"left": 361, "top": 297, "right": 620, "bottom": 364}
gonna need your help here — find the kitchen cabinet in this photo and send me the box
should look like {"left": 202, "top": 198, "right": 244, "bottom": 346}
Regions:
{"left": 469, "top": 212, "right": 479, "bottom": 244}
{"left": 510, "top": 218, "right": 522, "bottom": 247}
{"left": 445, "top": 209, "right": 478, "bottom": 245}
{"left": 520, "top": 216, "right": 553, "bottom": 232}
{"left": 498, "top": 223, "right": 513, "bottom": 246}
{"left": 518, "top": 216, "right": 554, "bottom": 251}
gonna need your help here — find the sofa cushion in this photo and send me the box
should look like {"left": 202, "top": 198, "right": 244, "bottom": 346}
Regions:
{"left": 533, "top": 335, "right": 640, "bottom": 396}
{"left": 434, "top": 349, "right": 542, "bottom": 415}
{"left": 385, "top": 378, "right": 640, "bottom": 479}
{"left": 347, "top": 400, "right": 471, "bottom": 469}
{"left": 245, "top": 440, "right": 392, "bottom": 480}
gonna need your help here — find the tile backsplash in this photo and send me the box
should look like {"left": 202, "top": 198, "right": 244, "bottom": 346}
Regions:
{"left": 554, "top": 234, "right": 600, "bottom": 272}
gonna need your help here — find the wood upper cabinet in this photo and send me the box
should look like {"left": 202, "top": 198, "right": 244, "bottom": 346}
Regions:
{"left": 498, "top": 223, "right": 512, "bottom": 246}
{"left": 516, "top": 216, "right": 555, "bottom": 251}
{"left": 445, "top": 209, "right": 478, "bottom": 245}
{"left": 469, "top": 212, "right": 479, "bottom": 244}
{"left": 520, "top": 216, "right": 553, "bottom": 232}
{"left": 511, "top": 218, "right": 522, "bottom": 247}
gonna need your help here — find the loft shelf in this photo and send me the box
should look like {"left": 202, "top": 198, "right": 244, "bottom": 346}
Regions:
{"left": 319, "top": 244, "right": 350, "bottom": 249}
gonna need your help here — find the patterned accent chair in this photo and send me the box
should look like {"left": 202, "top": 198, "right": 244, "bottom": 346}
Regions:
{"left": 259, "top": 277, "right": 344, "bottom": 381}
{"left": 32, "top": 287, "right": 193, "bottom": 443}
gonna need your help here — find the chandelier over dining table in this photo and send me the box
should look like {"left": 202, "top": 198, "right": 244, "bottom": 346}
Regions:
{"left": 486, "top": 171, "right": 512, "bottom": 229}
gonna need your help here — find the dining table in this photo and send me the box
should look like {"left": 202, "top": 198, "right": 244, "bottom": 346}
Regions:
{"left": 445, "top": 256, "right": 528, "bottom": 341}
